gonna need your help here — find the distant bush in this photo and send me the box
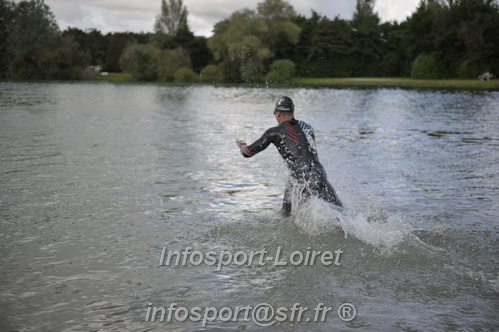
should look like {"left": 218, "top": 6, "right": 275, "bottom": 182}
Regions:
{"left": 80, "top": 67, "right": 99, "bottom": 80}
{"left": 119, "top": 44, "right": 159, "bottom": 81}
{"left": 200, "top": 64, "right": 223, "bottom": 83}
{"left": 411, "top": 53, "right": 439, "bottom": 79}
{"left": 173, "top": 67, "right": 199, "bottom": 82}
{"left": 265, "top": 59, "right": 296, "bottom": 83}
{"left": 457, "top": 58, "right": 484, "bottom": 79}
{"left": 157, "top": 47, "right": 192, "bottom": 82}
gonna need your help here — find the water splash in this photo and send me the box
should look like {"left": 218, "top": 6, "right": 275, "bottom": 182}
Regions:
{"left": 287, "top": 182, "right": 425, "bottom": 256}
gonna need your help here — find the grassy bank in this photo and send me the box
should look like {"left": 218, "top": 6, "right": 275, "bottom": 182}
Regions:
{"left": 292, "top": 77, "right": 499, "bottom": 89}
{"left": 94, "top": 73, "right": 499, "bottom": 89}
{"left": 96, "top": 72, "right": 132, "bottom": 82}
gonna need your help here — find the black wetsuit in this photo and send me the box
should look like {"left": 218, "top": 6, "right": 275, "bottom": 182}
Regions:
{"left": 239, "top": 118, "right": 342, "bottom": 213}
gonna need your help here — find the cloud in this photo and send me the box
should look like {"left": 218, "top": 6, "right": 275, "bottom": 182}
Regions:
{"left": 184, "top": 0, "right": 256, "bottom": 35}
{"left": 41, "top": 0, "right": 419, "bottom": 36}
{"left": 44, "top": 0, "right": 158, "bottom": 32}
{"left": 376, "top": 0, "right": 420, "bottom": 22}
{"left": 184, "top": 0, "right": 358, "bottom": 35}
{"left": 290, "top": 0, "right": 356, "bottom": 20}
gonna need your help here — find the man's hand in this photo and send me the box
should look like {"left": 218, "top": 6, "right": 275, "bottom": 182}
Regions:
{"left": 235, "top": 140, "right": 246, "bottom": 148}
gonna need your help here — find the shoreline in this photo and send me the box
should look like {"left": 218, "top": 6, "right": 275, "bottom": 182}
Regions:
{"left": 4, "top": 74, "right": 499, "bottom": 90}
{"left": 96, "top": 73, "right": 498, "bottom": 89}
{"left": 291, "top": 77, "right": 499, "bottom": 89}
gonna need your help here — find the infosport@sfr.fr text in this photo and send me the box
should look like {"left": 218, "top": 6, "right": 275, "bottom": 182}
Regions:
{"left": 144, "top": 302, "right": 357, "bottom": 327}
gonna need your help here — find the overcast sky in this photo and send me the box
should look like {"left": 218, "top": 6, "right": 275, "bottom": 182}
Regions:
{"left": 42, "top": 0, "right": 420, "bottom": 37}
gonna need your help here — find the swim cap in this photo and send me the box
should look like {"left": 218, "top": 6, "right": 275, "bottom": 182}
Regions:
{"left": 274, "top": 96, "right": 294, "bottom": 113}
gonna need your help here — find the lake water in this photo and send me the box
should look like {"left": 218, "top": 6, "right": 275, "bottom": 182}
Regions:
{"left": 0, "top": 81, "right": 498, "bottom": 331}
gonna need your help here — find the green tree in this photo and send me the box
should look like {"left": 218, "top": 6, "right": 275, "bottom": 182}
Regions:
{"left": 153, "top": 0, "right": 189, "bottom": 48}
{"left": 3, "top": 1, "right": 97, "bottom": 79}
{"left": 0, "top": 0, "right": 15, "bottom": 78}
{"left": 403, "top": 0, "right": 499, "bottom": 78}
{"left": 351, "top": 0, "right": 383, "bottom": 76}
{"left": 105, "top": 32, "right": 138, "bottom": 72}
{"left": 185, "top": 36, "right": 212, "bottom": 73}
{"left": 291, "top": 11, "right": 321, "bottom": 76}
{"left": 119, "top": 44, "right": 159, "bottom": 80}
{"left": 6, "top": 0, "right": 60, "bottom": 79}
{"left": 150, "top": 0, "right": 209, "bottom": 74}
{"left": 265, "top": 59, "right": 295, "bottom": 83}
{"left": 257, "top": 0, "right": 300, "bottom": 51}
{"left": 173, "top": 67, "right": 199, "bottom": 82}
{"left": 208, "top": 9, "right": 269, "bottom": 82}
{"left": 38, "top": 34, "right": 90, "bottom": 79}
{"left": 200, "top": 64, "right": 223, "bottom": 82}
{"left": 154, "top": 0, "right": 188, "bottom": 37}
{"left": 63, "top": 28, "right": 108, "bottom": 66}
{"left": 443, "top": 0, "right": 499, "bottom": 77}
{"left": 157, "top": 47, "right": 191, "bottom": 81}
{"left": 306, "top": 16, "right": 354, "bottom": 77}
{"left": 208, "top": 0, "right": 300, "bottom": 83}
{"left": 377, "top": 21, "right": 408, "bottom": 76}
{"left": 404, "top": 0, "right": 443, "bottom": 61}
{"left": 411, "top": 53, "right": 439, "bottom": 78}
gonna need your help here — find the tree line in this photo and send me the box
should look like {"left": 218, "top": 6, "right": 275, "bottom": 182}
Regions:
{"left": 1, "top": 0, "right": 498, "bottom": 82}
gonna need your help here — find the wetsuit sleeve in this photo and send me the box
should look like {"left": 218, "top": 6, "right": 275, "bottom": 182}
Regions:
{"left": 239, "top": 129, "right": 274, "bottom": 158}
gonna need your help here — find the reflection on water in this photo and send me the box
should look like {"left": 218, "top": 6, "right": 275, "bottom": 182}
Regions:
{"left": 0, "top": 82, "right": 498, "bottom": 330}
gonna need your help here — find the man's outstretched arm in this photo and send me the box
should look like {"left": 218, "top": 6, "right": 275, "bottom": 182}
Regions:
{"left": 235, "top": 129, "right": 273, "bottom": 158}
{"left": 235, "top": 140, "right": 254, "bottom": 158}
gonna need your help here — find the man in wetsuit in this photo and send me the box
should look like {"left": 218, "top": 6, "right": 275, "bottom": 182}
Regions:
{"left": 235, "top": 96, "right": 342, "bottom": 215}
